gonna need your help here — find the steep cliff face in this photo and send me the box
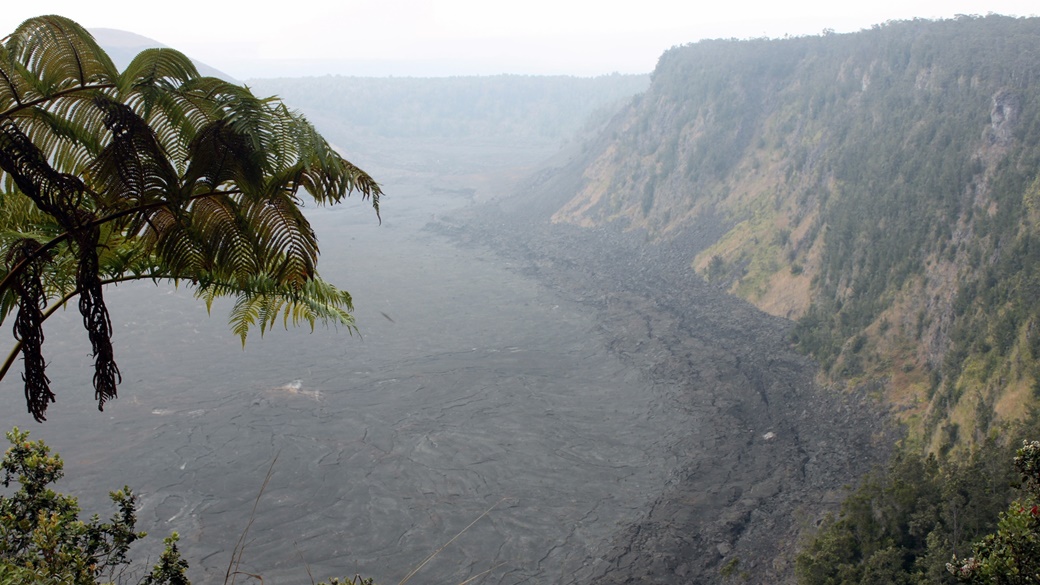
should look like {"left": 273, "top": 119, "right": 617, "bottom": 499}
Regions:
{"left": 550, "top": 15, "right": 1040, "bottom": 451}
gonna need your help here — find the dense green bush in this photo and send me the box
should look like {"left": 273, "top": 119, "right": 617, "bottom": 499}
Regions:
{"left": 948, "top": 440, "right": 1040, "bottom": 583}
{"left": 796, "top": 412, "right": 1040, "bottom": 584}
{"left": 0, "top": 427, "right": 188, "bottom": 584}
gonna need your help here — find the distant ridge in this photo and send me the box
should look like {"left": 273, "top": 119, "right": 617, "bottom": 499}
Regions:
{"left": 89, "top": 27, "right": 237, "bottom": 82}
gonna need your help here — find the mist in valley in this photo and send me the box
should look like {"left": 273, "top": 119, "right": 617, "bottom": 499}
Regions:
{"left": 0, "top": 73, "right": 878, "bottom": 585}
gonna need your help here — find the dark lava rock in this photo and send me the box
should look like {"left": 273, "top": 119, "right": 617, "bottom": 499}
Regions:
{"left": 431, "top": 198, "right": 893, "bottom": 584}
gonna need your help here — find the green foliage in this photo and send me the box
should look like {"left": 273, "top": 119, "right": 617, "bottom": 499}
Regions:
{"left": 796, "top": 429, "right": 1030, "bottom": 585}
{"left": 140, "top": 534, "right": 190, "bottom": 585}
{"left": 948, "top": 440, "right": 1040, "bottom": 583}
{"left": 705, "top": 254, "right": 727, "bottom": 283}
{"left": 314, "top": 577, "right": 375, "bottom": 585}
{"left": 720, "top": 556, "right": 749, "bottom": 581}
{"left": 0, "top": 428, "right": 186, "bottom": 584}
{"left": 776, "top": 16, "right": 1040, "bottom": 364}
{"left": 779, "top": 17, "right": 1040, "bottom": 404}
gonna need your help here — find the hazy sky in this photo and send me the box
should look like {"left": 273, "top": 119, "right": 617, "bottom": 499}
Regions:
{"left": 2, "top": 1, "right": 1038, "bottom": 78}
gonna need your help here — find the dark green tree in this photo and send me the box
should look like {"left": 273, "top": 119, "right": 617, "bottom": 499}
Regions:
{"left": 797, "top": 435, "right": 1024, "bottom": 585}
{"left": 949, "top": 440, "right": 1040, "bottom": 583}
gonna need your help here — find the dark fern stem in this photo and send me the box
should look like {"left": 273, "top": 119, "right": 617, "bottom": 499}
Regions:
{"left": 6, "top": 239, "right": 55, "bottom": 422}
{"left": 0, "top": 120, "right": 86, "bottom": 216}
{"left": 0, "top": 117, "right": 122, "bottom": 413}
{"left": 74, "top": 221, "right": 121, "bottom": 411}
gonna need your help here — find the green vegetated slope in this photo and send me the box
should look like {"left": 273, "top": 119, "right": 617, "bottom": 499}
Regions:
{"left": 550, "top": 15, "right": 1040, "bottom": 454}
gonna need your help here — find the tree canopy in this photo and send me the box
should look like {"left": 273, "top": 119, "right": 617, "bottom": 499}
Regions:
{"left": 0, "top": 15, "right": 381, "bottom": 421}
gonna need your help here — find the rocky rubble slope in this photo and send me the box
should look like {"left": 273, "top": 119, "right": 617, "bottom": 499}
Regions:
{"left": 431, "top": 192, "right": 893, "bottom": 583}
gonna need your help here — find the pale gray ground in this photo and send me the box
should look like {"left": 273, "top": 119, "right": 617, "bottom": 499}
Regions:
{"left": 0, "top": 175, "right": 694, "bottom": 584}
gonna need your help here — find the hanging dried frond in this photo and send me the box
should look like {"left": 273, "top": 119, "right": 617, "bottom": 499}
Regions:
{"left": 72, "top": 216, "right": 120, "bottom": 411}
{"left": 0, "top": 118, "right": 88, "bottom": 218}
{"left": 183, "top": 119, "right": 265, "bottom": 195}
{"left": 5, "top": 238, "right": 53, "bottom": 421}
{"left": 89, "top": 95, "right": 179, "bottom": 209}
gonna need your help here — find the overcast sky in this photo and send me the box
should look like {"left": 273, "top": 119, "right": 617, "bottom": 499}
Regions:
{"left": 2, "top": 1, "right": 1038, "bottom": 78}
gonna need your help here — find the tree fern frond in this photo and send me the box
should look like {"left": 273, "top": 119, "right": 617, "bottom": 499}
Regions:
{"left": 0, "top": 188, "right": 56, "bottom": 233}
{"left": 216, "top": 87, "right": 278, "bottom": 164}
{"left": 36, "top": 242, "right": 78, "bottom": 300}
{"left": 241, "top": 194, "right": 317, "bottom": 286}
{"left": 264, "top": 103, "right": 301, "bottom": 172}
{"left": 228, "top": 290, "right": 261, "bottom": 346}
{"left": 142, "top": 206, "right": 207, "bottom": 275}
{"left": 254, "top": 291, "right": 282, "bottom": 337}
{"left": 285, "top": 110, "right": 382, "bottom": 211}
{"left": 0, "top": 16, "right": 380, "bottom": 417}
{"left": 126, "top": 79, "right": 223, "bottom": 164}
{"left": 0, "top": 45, "right": 32, "bottom": 113}
{"left": 127, "top": 88, "right": 196, "bottom": 174}
{"left": 295, "top": 276, "right": 355, "bottom": 329}
{"left": 167, "top": 77, "right": 254, "bottom": 142}
{"left": 297, "top": 153, "right": 382, "bottom": 219}
{"left": 0, "top": 284, "right": 17, "bottom": 325}
{"left": 4, "top": 15, "right": 117, "bottom": 103}
{"left": 97, "top": 244, "right": 161, "bottom": 280}
{"left": 117, "top": 48, "right": 201, "bottom": 170}
{"left": 13, "top": 98, "right": 107, "bottom": 171}
{"left": 117, "top": 48, "right": 199, "bottom": 96}
{"left": 210, "top": 275, "right": 356, "bottom": 345}
{"left": 186, "top": 195, "right": 260, "bottom": 282}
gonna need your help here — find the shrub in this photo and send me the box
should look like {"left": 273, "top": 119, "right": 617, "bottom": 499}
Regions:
{"left": 0, "top": 427, "right": 188, "bottom": 584}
